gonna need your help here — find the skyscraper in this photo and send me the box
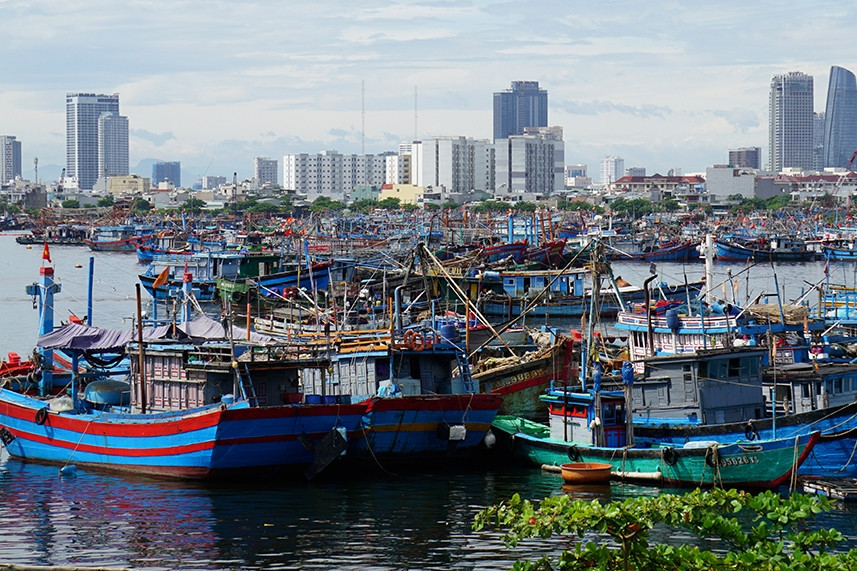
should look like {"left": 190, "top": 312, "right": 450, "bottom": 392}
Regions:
{"left": 152, "top": 161, "right": 181, "bottom": 187}
{"left": 493, "top": 81, "right": 548, "bottom": 141}
{"left": 823, "top": 65, "right": 857, "bottom": 169}
{"left": 768, "top": 72, "right": 814, "bottom": 172}
{"left": 0, "top": 135, "right": 22, "bottom": 185}
{"left": 66, "top": 93, "right": 123, "bottom": 190}
{"left": 97, "top": 111, "right": 129, "bottom": 180}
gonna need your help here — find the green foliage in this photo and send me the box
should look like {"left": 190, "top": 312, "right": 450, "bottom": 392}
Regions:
{"left": 61, "top": 199, "right": 80, "bottom": 209}
{"left": 556, "top": 200, "right": 605, "bottom": 214}
{"left": 609, "top": 198, "right": 653, "bottom": 219}
{"left": 474, "top": 488, "right": 857, "bottom": 570}
{"left": 97, "top": 195, "right": 115, "bottom": 207}
{"left": 730, "top": 194, "right": 793, "bottom": 214}
{"left": 246, "top": 202, "right": 281, "bottom": 213}
{"left": 131, "top": 197, "right": 152, "bottom": 212}
{"left": 442, "top": 201, "right": 459, "bottom": 210}
{"left": 180, "top": 197, "right": 207, "bottom": 213}
{"left": 660, "top": 198, "right": 680, "bottom": 212}
{"left": 377, "top": 197, "right": 401, "bottom": 209}
{"left": 310, "top": 196, "right": 346, "bottom": 213}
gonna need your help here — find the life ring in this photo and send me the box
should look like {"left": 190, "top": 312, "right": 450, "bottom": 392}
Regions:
{"left": 705, "top": 446, "right": 719, "bottom": 468}
{"left": 567, "top": 445, "right": 581, "bottom": 462}
{"left": 403, "top": 330, "right": 416, "bottom": 350}
{"left": 744, "top": 423, "right": 758, "bottom": 441}
{"left": 35, "top": 407, "right": 48, "bottom": 426}
{"left": 412, "top": 332, "right": 425, "bottom": 351}
{"left": 662, "top": 446, "right": 678, "bottom": 466}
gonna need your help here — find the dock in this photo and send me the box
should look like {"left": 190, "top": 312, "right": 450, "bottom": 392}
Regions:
{"left": 800, "top": 478, "right": 857, "bottom": 501}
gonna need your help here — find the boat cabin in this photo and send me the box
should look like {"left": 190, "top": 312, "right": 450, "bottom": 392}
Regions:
{"left": 631, "top": 348, "right": 768, "bottom": 426}
{"left": 540, "top": 388, "right": 627, "bottom": 447}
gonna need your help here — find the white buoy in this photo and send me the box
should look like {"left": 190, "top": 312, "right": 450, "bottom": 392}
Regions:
{"left": 60, "top": 465, "right": 77, "bottom": 478}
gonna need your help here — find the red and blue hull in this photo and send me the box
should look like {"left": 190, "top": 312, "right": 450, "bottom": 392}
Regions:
{"left": 0, "top": 389, "right": 367, "bottom": 479}
{"left": 349, "top": 394, "right": 502, "bottom": 461}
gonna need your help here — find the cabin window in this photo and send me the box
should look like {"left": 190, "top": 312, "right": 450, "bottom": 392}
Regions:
{"left": 835, "top": 378, "right": 843, "bottom": 393}
{"left": 826, "top": 380, "right": 834, "bottom": 394}
{"left": 601, "top": 403, "right": 614, "bottom": 423}
{"left": 801, "top": 383, "right": 810, "bottom": 399}
{"left": 728, "top": 358, "right": 741, "bottom": 377}
{"left": 571, "top": 404, "right": 587, "bottom": 418}
{"left": 697, "top": 361, "right": 708, "bottom": 379}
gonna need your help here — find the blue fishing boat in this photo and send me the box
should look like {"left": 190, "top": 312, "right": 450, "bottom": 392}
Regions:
{"left": 85, "top": 225, "right": 154, "bottom": 252}
{"left": 139, "top": 251, "right": 284, "bottom": 301}
{"left": 714, "top": 236, "right": 817, "bottom": 262}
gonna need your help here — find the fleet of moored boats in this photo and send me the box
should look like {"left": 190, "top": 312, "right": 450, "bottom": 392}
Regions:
{"left": 2, "top": 209, "right": 857, "bottom": 496}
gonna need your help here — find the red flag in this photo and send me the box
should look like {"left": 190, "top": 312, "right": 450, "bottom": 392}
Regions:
{"left": 42, "top": 241, "right": 51, "bottom": 263}
{"left": 152, "top": 266, "right": 169, "bottom": 289}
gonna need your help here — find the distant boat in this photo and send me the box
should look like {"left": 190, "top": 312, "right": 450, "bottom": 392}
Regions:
{"left": 714, "top": 236, "right": 817, "bottom": 262}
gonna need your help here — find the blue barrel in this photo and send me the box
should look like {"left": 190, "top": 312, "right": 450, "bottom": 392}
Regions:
{"left": 665, "top": 309, "right": 680, "bottom": 330}
{"left": 440, "top": 323, "right": 459, "bottom": 342}
{"left": 322, "top": 395, "right": 337, "bottom": 404}
{"left": 305, "top": 394, "right": 322, "bottom": 404}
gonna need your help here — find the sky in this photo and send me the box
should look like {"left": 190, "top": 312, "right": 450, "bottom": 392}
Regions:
{"left": 3, "top": 0, "right": 856, "bottom": 185}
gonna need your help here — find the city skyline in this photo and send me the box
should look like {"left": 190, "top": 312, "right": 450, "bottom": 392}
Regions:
{"left": 3, "top": 1, "right": 857, "bottom": 184}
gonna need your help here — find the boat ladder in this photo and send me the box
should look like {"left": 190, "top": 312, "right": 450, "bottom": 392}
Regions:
{"left": 456, "top": 352, "right": 476, "bottom": 393}
{"left": 237, "top": 363, "right": 259, "bottom": 406}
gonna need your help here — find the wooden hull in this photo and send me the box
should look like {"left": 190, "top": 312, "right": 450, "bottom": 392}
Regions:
{"left": 0, "top": 389, "right": 502, "bottom": 479}
{"left": 473, "top": 339, "right": 576, "bottom": 421}
{"left": 349, "top": 394, "right": 502, "bottom": 461}
{"left": 0, "top": 389, "right": 368, "bottom": 479}
{"left": 632, "top": 400, "right": 857, "bottom": 478}
{"left": 714, "top": 240, "right": 816, "bottom": 262}
{"left": 493, "top": 415, "right": 818, "bottom": 489}
{"left": 822, "top": 247, "right": 857, "bottom": 262}
{"left": 481, "top": 282, "right": 702, "bottom": 318}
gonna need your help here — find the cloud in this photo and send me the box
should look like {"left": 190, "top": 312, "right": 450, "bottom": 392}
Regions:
{"left": 711, "top": 108, "right": 761, "bottom": 133}
{"left": 131, "top": 129, "right": 176, "bottom": 146}
{"left": 557, "top": 100, "right": 672, "bottom": 119}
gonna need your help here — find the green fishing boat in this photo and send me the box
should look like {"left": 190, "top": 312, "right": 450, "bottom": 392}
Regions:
{"left": 493, "top": 405, "right": 818, "bottom": 490}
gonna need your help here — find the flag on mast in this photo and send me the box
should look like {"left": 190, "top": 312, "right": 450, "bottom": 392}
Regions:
{"left": 152, "top": 266, "right": 169, "bottom": 289}
{"left": 42, "top": 241, "right": 51, "bottom": 263}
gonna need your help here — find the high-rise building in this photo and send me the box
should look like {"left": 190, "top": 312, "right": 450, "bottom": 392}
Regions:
{"left": 600, "top": 156, "right": 624, "bottom": 186}
{"left": 417, "top": 136, "right": 494, "bottom": 194}
{"left": 283, "top": 151, "right": 387, "bottom": 201}
{"left": 97, "top": 111, "right": 129, "bottom": 179}
{"left": 254, "top": 157, "right": 278, "bottom": 186}
{"left": 768, "top": 72, "right": 814, "bottom": 172}
{"left": 728, "top": 147, "right": 762, "bottom": 170}
{"left": 66, "top": 93, "right": 122, "bottom": 190}
{"left": 493, "top": 81, "right": 548, "bottom": 141}
{"left": 823, "top": 65, "right": 857, "bottom": 169}
{"left": 152, "top": 161, "right": 181, "bottom": 187}
{"left": 0, "top": 135, "right": 22, "bottom": 185}
{"left": 494, "top": 127, "right": 564, "bottom": 196}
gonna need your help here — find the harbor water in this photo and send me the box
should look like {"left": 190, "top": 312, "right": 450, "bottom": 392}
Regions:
{"left": 1, "top": 235, "right": 856, "bottom": 569}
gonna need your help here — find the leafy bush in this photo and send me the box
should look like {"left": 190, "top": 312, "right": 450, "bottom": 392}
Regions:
{"left": 474, "top": 488, "right": 857, "bottom": 570}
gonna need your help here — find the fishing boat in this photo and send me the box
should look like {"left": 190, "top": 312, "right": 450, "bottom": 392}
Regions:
{"left": 139, "top": 251, "right": 286, "bottom": 302}
{"left": 714, "top": 236, "right": 817, "bottom": 262}
{"left": 85, "top": 225, "right": 154, "bottom": 252}
{"left": 294, "top": 324, "right": 502, "bottom": 463}
{"left": 493, "top": 412, "right": 817, "bottom": 489}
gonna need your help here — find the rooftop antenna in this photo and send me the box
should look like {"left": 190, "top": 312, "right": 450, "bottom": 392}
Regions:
{"left": 361, "top": 80, "right": 365, "bottom": 155}
{"left": 414, "top": 85, "right": 418, "bottom": 141}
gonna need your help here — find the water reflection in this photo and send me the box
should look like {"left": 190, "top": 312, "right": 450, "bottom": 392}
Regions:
{"left": 2, "top": 428, "right": 857, "bottom": 569}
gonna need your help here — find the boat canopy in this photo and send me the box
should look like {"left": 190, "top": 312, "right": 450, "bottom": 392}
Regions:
{"left": 36, "top": 315, "right": 273, "bottom": 352}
